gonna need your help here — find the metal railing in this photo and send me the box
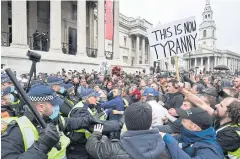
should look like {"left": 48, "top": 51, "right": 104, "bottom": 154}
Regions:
{"left": 1, "top": 32, "right": 11, "bottom": 47}
{"left": 105, "top": 51, "right": 113, "bottom": 60}
{"left": 86, "top": 47, "right": 98, "bottom": 58}
{"left": 62, "top": 43, "right": 77, "bottom": 55}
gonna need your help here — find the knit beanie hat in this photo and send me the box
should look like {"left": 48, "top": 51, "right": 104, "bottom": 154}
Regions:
{"left": 124, "top": 102, "right": 152, "bottom": 130}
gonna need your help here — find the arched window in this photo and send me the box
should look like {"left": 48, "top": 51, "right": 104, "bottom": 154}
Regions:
{"left": 212, "top": 30, "right": 215, "bottom": 37}
{"left": 208, "top": 14, "right": 210, "bottom": 18}
{"left": 205, "top": 15, "right": 207, "bottom": 19}
{"left": 203, "top": 30, "right": 207, "bottom": 38}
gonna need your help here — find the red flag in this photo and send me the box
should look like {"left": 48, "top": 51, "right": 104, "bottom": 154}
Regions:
{"left": 105, "top": 0, "right": 113, "bottom": 40}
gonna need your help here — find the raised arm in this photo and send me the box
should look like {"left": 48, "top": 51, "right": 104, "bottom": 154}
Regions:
{"left": 182, "top": 89, "right": 214, "bottom": 115}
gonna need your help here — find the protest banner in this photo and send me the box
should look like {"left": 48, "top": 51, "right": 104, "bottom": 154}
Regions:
{"left": 99, "top": 61, "right": 110, "bottom": 75}
{"left": 148, "top": 16, "right": 198, "bottom": 60}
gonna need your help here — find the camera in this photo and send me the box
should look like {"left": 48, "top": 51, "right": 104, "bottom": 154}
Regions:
{"left": 26, "top": 50, "right": 41, "bottom": 62}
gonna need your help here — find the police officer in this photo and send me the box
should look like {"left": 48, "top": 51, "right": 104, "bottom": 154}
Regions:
{"left": 1, "top": 85, "right": 100, "bottom": 159}
{"left": 1, "top": 87, "right": 21, "bottom": 134}
{"left": 67, "top": 89, "right": 122, "bottom": 159}
{"left": 47, "top": 77, "right": 75, "bottom": 117}
{"left": 1, "top": 75, "right": 25, "bottom": 115}
{"left": 1, "top": 87, "right": 19, "bottom": 117}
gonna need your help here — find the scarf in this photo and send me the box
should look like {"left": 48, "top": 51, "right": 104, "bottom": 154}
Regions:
{"left": 180, "top": 126, "right": 223, "bottom": 156}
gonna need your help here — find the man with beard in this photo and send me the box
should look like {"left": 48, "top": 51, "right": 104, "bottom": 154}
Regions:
{"left": 182, "top": 88, "right": 240, "bottom": 159}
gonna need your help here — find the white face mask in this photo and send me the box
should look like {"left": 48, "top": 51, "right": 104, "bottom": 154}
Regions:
{"left": 49, "top": 105, "right": 60, "bottom": 120}
{"left": 43, "top": 105, "right": 60, "bottom": 120}
{"left": 9, "top": 94, "right": 15, "bottom": 104}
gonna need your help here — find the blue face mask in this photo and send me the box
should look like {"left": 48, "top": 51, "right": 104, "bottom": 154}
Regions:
{"left": 10, "top": 86, "right": 15, "bottom": 93}
{"left": 49, "top": 105, "right": 60, "bottom": 120}
{"left": 9, "top": 94, "right": 15, "bottom": 104}
{"left": 59, "top": 87, "right": 65, "bottom": 94}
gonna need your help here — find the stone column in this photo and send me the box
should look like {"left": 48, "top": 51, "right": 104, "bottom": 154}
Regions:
{"left": 214, "top": 56, "right": 218, "bottom": 66}
{"left": 49, "top": 1, "right": 62, "bottom": 53}
{"left": 148, "top": 43, "right": 150, "bottom": 64}
{"left": 28, "top": 1, "right": 38, "bottom": 37}
{"left": 10, "top": 0, "right": 28, "bottom": 49}
{"left": 207, "top": 56, "right": 210, "bottom": 71}
{"left": 113, "top": 0, "right": 120, "bottom": 60}
{"left": 136, "top": 35, "right": 140, "bottom": 64}
{"left": 142, "top": 37, "right": 145, "bottom": 64}
{"left": 226, "top": 57, "right": 229, "bottom": 68}
{"left": 77, "top": 1, "right": 86, "bottom": 55}
{"left": 237, "top": 60, "right": 239, "bottom": 71}
{"left": 235, "top": 59, "right": 237, "bottom": 71}
{"left": 128, "top": 35, "right": 132, "bottom": 65}
{"left": 224, "top": 56, "right": 228, "bottom": 66}
{"left": 233, "top": 58, "right": 235, "bottom": 72}
{"left": 201, "top": 57, "right": 203, "bottom": 67}
{"left": 194, "top": 58, "right": 197, "bottom": 67}
{"left": 97, "top": 0, "right": 105, "bottom": 58}
{"left": 1, "top": 1, "right": 9, "bottom": 33}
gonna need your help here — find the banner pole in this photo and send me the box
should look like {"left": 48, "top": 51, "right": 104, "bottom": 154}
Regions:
{"left": 175, "top": 56, "right": 180, "bottom": 81}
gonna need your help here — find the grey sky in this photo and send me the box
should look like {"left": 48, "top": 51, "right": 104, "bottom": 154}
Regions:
{"left": 119, "top": 0, "right": 240, "bottom": 53}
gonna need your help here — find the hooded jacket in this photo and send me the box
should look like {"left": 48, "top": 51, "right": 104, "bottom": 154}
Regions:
{"left": 163, "top": 130, "right": 224, "bottom": 159}
{"left": 85, "top": 128, "right": 170, "bottom": 159}
{"left": 121, "top": 129, "right": 168, "bottom": 159}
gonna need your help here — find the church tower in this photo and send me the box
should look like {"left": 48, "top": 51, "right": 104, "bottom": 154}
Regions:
{"left": 199, "top": 0, "right": 216, "bottom": 48}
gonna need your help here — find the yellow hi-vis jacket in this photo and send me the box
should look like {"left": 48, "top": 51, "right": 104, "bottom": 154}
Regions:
{"left": 12, "top": 116, "right": 70, "bottom": 159}
{"left": 68, "top": 101, "right": 107, "bottom": 139}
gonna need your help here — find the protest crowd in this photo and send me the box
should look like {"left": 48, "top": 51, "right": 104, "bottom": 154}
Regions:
{"left": 1, "top": 65, "right": 240, "bottom": 159}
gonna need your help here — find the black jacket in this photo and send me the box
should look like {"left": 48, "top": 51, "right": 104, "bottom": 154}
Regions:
{"left": 1, "top": 111, "right": 91, "bottom": 159}
{"left": 163, "top": 92, "right": 184, "bottom": 110}
{"left": 67, "top": 103, "right": 122, "bottom": 159}
{"left": 73, "top": 83, "right": 80, "bottom": 96}
{"left": 86, "top": 129, "right": 171, "bottom": 159}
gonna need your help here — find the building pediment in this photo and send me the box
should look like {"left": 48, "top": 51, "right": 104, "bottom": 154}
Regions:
{"left": 130, "top": 28, "right": 147, "bottom": 36}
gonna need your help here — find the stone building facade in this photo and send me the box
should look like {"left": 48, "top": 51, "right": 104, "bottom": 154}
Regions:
{"left": 1, "top": 0, "right": 152, "bottom": 74}
{"left": 182, "top": 0, "right": 240, "bottom": 72}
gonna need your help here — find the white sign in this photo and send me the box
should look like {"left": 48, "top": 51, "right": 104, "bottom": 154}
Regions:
{"left": 99, "top": 61, "right": 110, "bottom": 75}
{"left": 148, "top": 16, "right": 198, "bottom": 60}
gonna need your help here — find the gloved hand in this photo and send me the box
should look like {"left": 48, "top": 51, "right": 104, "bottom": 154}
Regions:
{"left": 34, "top": 123, "right": 60, "bottom": 154}
{"left": 94, "top": 124, "right": 103, "bottom": 133}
